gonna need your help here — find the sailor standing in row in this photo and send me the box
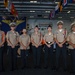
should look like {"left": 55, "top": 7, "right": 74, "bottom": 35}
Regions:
{"left": 31, "top": 26, "right": 42, "bottom": 68}
{"left": 54, "top": 21, "right": 67, "bottom": 71}
{"left": 19, "top": 28, "right": 30, "bottom": 69}
{"left": 0, "top": 22, "right": 5, "bottom": 72}
{"left": 6, "top": 23, "right": 19, "bottom": 71}
{"left": 67, "top": 22, "right": 75, "bottom": 74}
{"left": 44, "top": 25, "right": 54, "bottom": 69}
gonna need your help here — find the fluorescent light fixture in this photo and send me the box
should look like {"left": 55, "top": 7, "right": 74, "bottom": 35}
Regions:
{"left": 58, "top": 17, "right": 62, "bottom": 18}
{"left": 30, "top": 11, "right": 35, "bottom": 12}
{"left": 45, "top": 11, "right": 50, "bottom": 13}
{"left": 32, "top": 11, "right": 35, "bottom": 12}
{"left": 30, "top": 1, "right": 34, "bottom": 3}
{"left": 30, "top": 1, "right": 37, "bottom": 3}
{"left": 34, "top": 1, "right": 37, "bottom": 3}
{"left": 30, "top": 11, "right": 32, "bottom": 12}
{"left": 67, "top": 11, "right": 70, "bottom": 13}
{"left": 55, "top": 2, "right": 59, "bottom": 4}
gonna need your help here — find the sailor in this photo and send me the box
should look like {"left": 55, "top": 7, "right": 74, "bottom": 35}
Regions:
{"left": 54, "top": 21, "right": 67, "bottom": 71}
{"left": 44, "top": 25, "right": 54, "bottom": 69}
{"left": 31, "top": 25, "right": 42, "bottom": 68}
{"left": 0, "top": 22, "right": 5, "bottom": 72}
{"left": 19, "top": 28, "right": 30, "bottom": 69}
{"left": 6, "top": 22, "right": 19, "bottom": 71}
{"left": 67, "top": 22, "right": 75, "bottom": 74}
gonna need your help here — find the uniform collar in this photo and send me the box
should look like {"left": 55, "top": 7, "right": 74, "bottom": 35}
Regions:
{"left": 73, "top": 32, "right": 75, "bottom": 34}
{"left": 23, "top": 34, "right": 27, "bottom": 36}
{"left": 11, "top": 30, "right": 15, "bottom": 33}
{"left": 58, "top": 29, "right": 63, "bottom": 32}
{"left": 34, "top": 32, "right": 39, "bottom": 34}
{"left": 48, "top": 32, "right": 52, "bottom": 35}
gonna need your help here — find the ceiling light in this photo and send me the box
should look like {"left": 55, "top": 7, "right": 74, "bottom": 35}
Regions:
{"left": 55, "top": 2, "right": 59, "bottom": 4}
{"left": 30, "top": 11, "right": 32, "bottom": 12}
{"left": 30, "top": 1, "right": 37, "bottom": 3}
{"left": 45, "top": 11, "right": 50, "bottom": 13}
{"left": 30, "top": 1, "right": 34, "bottom": 3}
{"left": 34, "top": 1, "right": 37, "bottom": 3}
{"left": 30, "top": 11, "right": 35, "bottom": 12}
{"left": 32, "top": 11, "right": 35, "bottom": 12}
{"left": 67, "top": 11, "right": 70, "bottom": 13}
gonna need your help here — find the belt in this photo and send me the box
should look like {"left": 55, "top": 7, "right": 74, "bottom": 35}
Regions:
{"left": 46, "top": 42, "right": 52, "bottom": 45}
{"left": 58, "top": 42, "right": 63, "bottom": 44}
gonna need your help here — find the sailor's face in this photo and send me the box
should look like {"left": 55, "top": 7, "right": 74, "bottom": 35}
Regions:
{"left": 48, "top": 27, "right": 52, "bottom": 32}
{"left": 34, "top": 27, "right": 38, "bottom": 32}
{"left": 11, "top": 26, "right": 15, "bottom": 30}
{"left": 22, "top": 29, "right": 26, "bottom": 33}
{"left": 72, "top": 26, "right": 75, "bottom": 31}
{"left": 58, "top": 24, "right": 63, "bottom": 29}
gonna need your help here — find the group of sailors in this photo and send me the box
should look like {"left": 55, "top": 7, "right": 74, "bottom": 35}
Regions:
{"left": 0, "top": 21, "right": 75, "bottom": 74}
